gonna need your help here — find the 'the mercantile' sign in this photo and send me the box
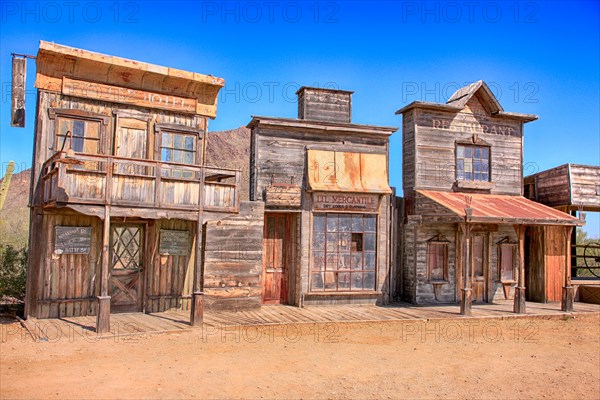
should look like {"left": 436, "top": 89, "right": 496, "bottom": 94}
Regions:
{"left": 313, "top": 192, "right": 380, "bottom": 212}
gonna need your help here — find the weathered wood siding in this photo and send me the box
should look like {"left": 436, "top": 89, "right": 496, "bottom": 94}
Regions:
{"left": 31, "top": 91, "right": 207, "bottom": 208}
{"left": 402, "top": 97, "right": 524, "bottom": 199}
{"left": 298, "top": 88, "right": 351, "bottom": 123}
{"left": 524, "top": 164, "right": 570, "bottom": 208}
{"left": 526, "top": 225, "right": 567, "bottom": 302}
{"left": 203, "top": 201, "right": 265, "bottom": 311}
{"left": 570, "top": 165, "right": 600, "bottom": 210}
{"left": 146, "top": 219, "right": 196, "bottom": 313}
{"left": 251, "top": 127, "right": 388, "bottom": 202}
{"left": 35, "top": 213, "right": 103, "bottom": 318}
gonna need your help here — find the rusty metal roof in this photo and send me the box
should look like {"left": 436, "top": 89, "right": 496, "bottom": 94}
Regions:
{"left": 308, "top": 150, "right": 391, "bottom": 194}
{"left": 417, "top": 190, "right": 584, "bottom": 226}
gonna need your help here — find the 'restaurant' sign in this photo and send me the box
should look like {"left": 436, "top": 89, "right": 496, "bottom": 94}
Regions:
{"left": 313, "top": 192, "right": 380, "bottom": 212}
{"left": 62, "top": 77, "right": 198, "bottom": 114}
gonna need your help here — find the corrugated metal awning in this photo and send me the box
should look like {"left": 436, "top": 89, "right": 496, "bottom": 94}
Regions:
{"left": 307, "top": 150, "right": 391, "bottom": 194}
{"left": 417, "top": 190, "right": 583, "bottom": 226}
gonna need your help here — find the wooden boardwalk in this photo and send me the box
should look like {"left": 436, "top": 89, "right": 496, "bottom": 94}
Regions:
{"left": 20, "top": 300, "right": 600, "bottom": 341}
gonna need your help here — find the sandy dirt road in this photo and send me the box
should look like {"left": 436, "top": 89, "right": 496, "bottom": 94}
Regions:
{"left": 1, "top": 314, "right": 599, "bottom": 399}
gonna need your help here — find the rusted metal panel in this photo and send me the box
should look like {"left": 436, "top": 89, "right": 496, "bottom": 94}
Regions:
{"left": 307, "top": 150, "right": 391, "bottom": 194}
{"left": 417, "top": 190, "right": 583, "bottom": 226}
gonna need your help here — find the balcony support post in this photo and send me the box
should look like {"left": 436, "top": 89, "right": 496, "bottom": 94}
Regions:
{"left": 96, "top": 205, "right": 111, "bottom": 333}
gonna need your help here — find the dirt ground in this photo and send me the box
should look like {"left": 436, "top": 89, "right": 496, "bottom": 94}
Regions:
{"left": 1, "top": 314, "right": 599, "bottom": 400}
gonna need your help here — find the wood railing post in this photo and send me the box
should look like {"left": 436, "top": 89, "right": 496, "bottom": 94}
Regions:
{"left": 513, "top": 225, "right": 526, "bottom": 314}
{"left": 96, "top": 205, "right": 111, "bottom": 333}
{"left": 561, "top": 226, "right": 574, "bottom": 312}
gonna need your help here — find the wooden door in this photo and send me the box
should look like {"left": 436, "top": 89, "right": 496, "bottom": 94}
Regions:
{"left": 472, "top": 234, "right": 488, "bottom": 303}
{"left": 262, "top": 214, "right": 289, "bottom": 304}
{"left": 110, "top": 224, "right": 144, "bottom": 312}
{"left": 114, "top": 118, "right": 147, "bottom": 175}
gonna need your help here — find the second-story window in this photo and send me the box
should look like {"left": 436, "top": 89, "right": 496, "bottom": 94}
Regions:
{"left": 161, "top": 132, "right": 196, "bottom": 165}
{"left": 457, "top": 144, "right": 490, "bottom": 182}
{"left": 159, "top": 129, "right": 202, "bottom": 179}
{"left": 56, "top": 117, "right": 101, "bottom": 154}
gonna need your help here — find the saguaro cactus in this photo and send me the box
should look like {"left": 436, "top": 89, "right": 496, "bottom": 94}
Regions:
{"left": 0, "top": 161, "right": 15, "bottom": 210}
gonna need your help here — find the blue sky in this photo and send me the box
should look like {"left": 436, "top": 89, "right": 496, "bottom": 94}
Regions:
{"left": 1, "top": 0, "right": 599, "bottom": 236}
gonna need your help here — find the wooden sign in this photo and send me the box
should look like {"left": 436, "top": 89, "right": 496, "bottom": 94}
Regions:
{"left": 62, "top": 77, "right": 198, "bottom": 114}
{"left": 159, "top": 230, "right": 190, "bottom": 255}
{"left": 11, "top": 57, "right": 26, "bottom": 127}
{"left": 265, "top": 185, "right": 302, "bottom": 207}
{"left": 313, "top": 192, "right": 380, "bottom": 212}
{"left": 54, "top": 226, "right": 92, "bottom": 254}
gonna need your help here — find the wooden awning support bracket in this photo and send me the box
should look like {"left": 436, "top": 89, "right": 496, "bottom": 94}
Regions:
{"left": 513, "top": 225, "right": 526, "bottom": 314}
{"left": 561, "top": 226, "right": 575, "bottom": 312}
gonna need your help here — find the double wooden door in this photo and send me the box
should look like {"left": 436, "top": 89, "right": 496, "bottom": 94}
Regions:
{"left": 262, "top": 214, "right": 291, "bottom": 304}
{"left": 110, "top": 224, "right": 145, "bottom": 312}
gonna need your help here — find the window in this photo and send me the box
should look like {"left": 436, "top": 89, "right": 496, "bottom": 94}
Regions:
{"left": 161, "top": 132, "right": 197, "bottom": 165}
{"left": 311, "top": 213, "right": 376, "bottom": 291}
{"left": 158, "top": 128, "right": 201, "bottom": 179}
{"left": 56, "top": 117, "right": 101, "bottom": 154}
{"left": 498, "top": 243, "right": 517, "bottom": 281}
{"left": 457, "top": 144, "right": 490, "bottom": 182}
{"left": 427, "top": 241, "right": 449, "bottom": 282}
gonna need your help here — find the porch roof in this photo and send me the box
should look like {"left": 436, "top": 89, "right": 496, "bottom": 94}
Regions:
{"left": 417, "top": 190, "right": 584, "bottom": 226}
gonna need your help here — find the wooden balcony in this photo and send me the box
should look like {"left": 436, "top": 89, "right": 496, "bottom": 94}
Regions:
{"left": 41, "top": 152, "right": 240, "bottom": 213}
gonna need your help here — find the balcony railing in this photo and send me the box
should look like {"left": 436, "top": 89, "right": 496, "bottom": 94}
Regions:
{"left": 41, "top": 152, "right": 240, "bottom": 213}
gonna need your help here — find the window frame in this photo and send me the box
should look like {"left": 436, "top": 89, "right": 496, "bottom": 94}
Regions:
{"left": 456, "top": 143, "right": 491, "bottom": 182}
{"left": 155, "top": 123, "right": 204, "bottom": 166}
{"left": 49, "top": 109, "right": 110, "bottom": 155}
{"left": 426, "top": 240, "right": 449, "bottom": 283}
{"left": 310, "top": 213, "right": 378, "bottom": 292}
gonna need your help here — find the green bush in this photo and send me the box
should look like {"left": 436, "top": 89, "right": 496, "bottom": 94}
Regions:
{"left": 0, "top": 245, "right": 28, "bottom": 301}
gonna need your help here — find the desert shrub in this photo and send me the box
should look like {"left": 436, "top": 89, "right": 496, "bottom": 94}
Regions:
{"left": 0, "top": 245, "right": 28, "bottom": 301}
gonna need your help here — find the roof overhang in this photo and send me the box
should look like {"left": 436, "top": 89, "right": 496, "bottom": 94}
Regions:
{"left": 35, "top": 41, "right": 225, "bottom": 118}
{"left": 246, "top": 116, "right": 397, "bottom": 138}
{"left": 417, "top": 190, "right": 584, "bottom": 226}
{"left": 395, "top": 101, "right": 538, "bottom": 122}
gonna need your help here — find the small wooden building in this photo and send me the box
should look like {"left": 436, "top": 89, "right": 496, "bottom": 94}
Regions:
{"left": 24, "top": 42, "right": 262, "bottom": 331}
{"left": 247, "top": 87, "right": 398, "bottom": 306}
{"left": 524, "top": 164, "right": 600, "bottom": 301}
{"left": 396, "top": 80, "right": 583, "bottom": 313}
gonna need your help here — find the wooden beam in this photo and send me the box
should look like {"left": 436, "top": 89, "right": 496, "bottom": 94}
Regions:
{"left": 96, "top": 205, "right": 111, "bottom": 333}
{"left": 561, "top": 226, "right": 575, "bottom": 312}
{"left": 459, "top": 222, "right": 472, "bottom": 316}
{"left": 190, "top": 168, "right": 205, "bottom": 326}
{"left": 513, "top": 225, "right": 526, "bottom": 314}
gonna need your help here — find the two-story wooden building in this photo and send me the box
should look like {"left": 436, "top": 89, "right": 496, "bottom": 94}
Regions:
{"left": 247, "top": 87, "right": 398, "bottom": 306}
{"left": 396, "top": 80, "right": 583, "bottom": 314}
{"left": 24, "top": 42, "right": 263, "bottom": 332}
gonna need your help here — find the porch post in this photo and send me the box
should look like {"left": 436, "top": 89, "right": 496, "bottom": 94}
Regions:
{"left": 561, "top": 226, "right": 574, "bottom": 312}
{"left": 96, "top": 205, "right": 111, "bottom": 333}
{"left": 513, "top": 225, "right": 526, "bottom": 314}
{"left": 460, "top": 222, "right": 472, "bottom": 316}
{"left": 190, "top": 212, "right": 204, "bottom": 326}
